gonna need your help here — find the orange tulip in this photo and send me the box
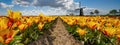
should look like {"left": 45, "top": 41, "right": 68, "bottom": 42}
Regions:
{"left": 7, "top": 30, "right": 15, "bottom": 38}
{"left": 117, "top": 35, "right": 120, "bottom": 41}
{"left": 4, "top": 37, "right": 13, "bottom": 44}
{"left": 113, "top": 20, "right": 119, "bottom": 27}
{"left": 16, "top": 20, "right": 21, "bottom": 26}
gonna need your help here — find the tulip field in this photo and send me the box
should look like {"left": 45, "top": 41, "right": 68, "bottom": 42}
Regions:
{"left": 0, "top": 10, "right": 57, "bottom": 45}
{"left": 61, "top": 16, "right": 120, "bottom": 45}
{"left": 0, "top": 10, "right": 120, "bottom": 45}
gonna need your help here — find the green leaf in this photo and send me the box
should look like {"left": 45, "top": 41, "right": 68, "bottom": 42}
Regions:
{"left": 14, "top": 36, "right": 22, "bottom": 40}
{"left": 0, "top": 43, "right": 3, "bottom": 45}
{"left": 15, "top": 43, "right": 24, "bottom": 45}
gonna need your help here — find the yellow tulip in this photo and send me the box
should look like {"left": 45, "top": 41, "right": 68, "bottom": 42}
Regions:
{"left": 26, "top": 17, "right": 33, "bottom": 26}
{"left": 115, "top": 28, "right": 120, "bottom": 35}
{"left": 39, "top": 12, "right": 45, "bottom": 17}
{"left": 96, "top": 23, "right": 103, "bottom": 31}
{"left": 13, "top": 11, "right": 22, "bottom": 20}
{"left": 76, "top": 28, "right": 87, "bottom": 35}
{"left": 12, "top": 29, "right": 19, "bottom": 38}
{"left": 18, "top": 24, "right": 28, "bottom": 30}
{"left": 47, "top": 17, "right": 53, "bottom": 22}
{"left": 11, "top": 23, "right": 17, "bottom": 29}
{"left": 105, "top": 23, "right": 112, "bottom": 27}
{"left": 79, "top": 22, "right": 86, "bottom": 27}
{"left": 0, "top": 17, "right": 8, "bottom": 30}
{"left": 7, "top": 10, "right": 22, "bottom": 20}
{"left": 0, "top": 29, "right": 9, "bottom": 42}
{"left": 7, "top": 10, "right": 13, "bottom": 18}
{"left": 113, "top": 20, "right": 119, "bottom": 27}
{"left": 34, "top": 17, "right": 40, "bottom": 24}
{"left": 87, "top": 21, "right": 97, "bottom": 30}
{"left": 103, "top": 27, "right": 116, "bottom": 37}
{"left": 38, "top": 22, "right": 44, "bottom": 30}
{"left": 0, "top": 36, "right": 4, "bottom": 43}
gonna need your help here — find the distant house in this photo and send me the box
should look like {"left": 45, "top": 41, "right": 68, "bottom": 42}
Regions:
{"left": 116, "top": 12, "right": 120, "bottom": 15}
{"left": 109, "top": 12, "right": 120, "bottom": 15}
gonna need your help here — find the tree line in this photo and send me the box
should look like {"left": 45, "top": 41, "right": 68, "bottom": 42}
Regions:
{"left": 90, "top": 9, "right": 120, "bottom": 15}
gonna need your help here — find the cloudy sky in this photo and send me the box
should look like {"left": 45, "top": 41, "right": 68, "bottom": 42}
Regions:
{"left": 0, "top": 0, "right": 120, "bottom": 16}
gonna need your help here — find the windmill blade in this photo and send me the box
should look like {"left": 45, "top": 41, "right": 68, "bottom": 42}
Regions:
{"left": 75, "top": 8, "right": 80, "bottom": 10}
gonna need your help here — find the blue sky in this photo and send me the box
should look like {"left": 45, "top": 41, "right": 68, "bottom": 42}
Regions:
{"left": 0, "top": 0, "right": 120, "bottom": 15}
{"left": 75, "top": 0, "right": 120, "bottom": 10}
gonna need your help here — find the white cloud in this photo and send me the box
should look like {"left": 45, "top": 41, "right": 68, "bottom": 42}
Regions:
{"left": 83, "top": 7, "right": 108, "bottom": 15}
{"left": 0, "top": 2, "right": 14, "bottom": 8}
{"left": 12, "top": 0, "right": 79, "bottom": 9}
{"left": 12, "top": 0, "right": 31, "bottom": 7}
{"left": 12, "top": 0, "right": 108, "bottom": 15}
{"left": 21, "top": 9, "right": 41, "bottom": 16}
{"left": 45, "top": 8, "right": 67, "bottom": 15}
{"left": 20, "top": 6, "right": 108, "bottom": 15}
{"left": 13, "top": 0, "right": 80, "bottom": 15}
{"left": 21, "top": 7, "right": 68, "bottom": 16}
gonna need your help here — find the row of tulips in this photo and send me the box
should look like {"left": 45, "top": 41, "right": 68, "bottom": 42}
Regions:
{"left": 61, "top": 16, "right": 120, "bottom": 45}
{"left": 0, "top": 10, "right": 57, "bottom": 44}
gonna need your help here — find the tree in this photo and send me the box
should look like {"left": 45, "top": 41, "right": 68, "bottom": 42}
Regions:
{"left": 69, "top": 13, "right": 74, "bottom": 16}
{"left": 94, "top": 9, "right": 99, "bottom": 15}
{"left": 90, "top": 12, "right": 94, "bottom": 15}
{"left": 119, "top": 9, "right": 120, "bottom": 15}
{"left": 109, "top": 9, "right": 117, "bottom": 15}
{"left": 119, "top": 9, "right": 120, "bottom": 13}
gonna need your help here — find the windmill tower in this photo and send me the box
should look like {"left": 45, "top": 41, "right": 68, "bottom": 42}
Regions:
{"left": 76, "top": 2, "right": 85, "bottom": 16}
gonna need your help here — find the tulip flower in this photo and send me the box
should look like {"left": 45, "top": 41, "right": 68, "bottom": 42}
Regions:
{"left": 4, "top": 37, "right": 13, "bottom": 44}
{"left": 12, "top": 11, "right": 22, "bottom": 20}
{"left": 26, "top": 18, "right": 33, "bottom": 26}
{"left": 0, "top": 17, "right": 8, "bottom": 30}
{"left": 18, "top": 24, "right": 27, "bottom": 30}
{"left": 76, "top": 28, "right": 87, "bottom": 35}
{"left": 34, "top": 17, "right": 40, "bottom": 24}
{"left": 16, "top": 20, "right": 21, "bottom": 26}
{"left": 117, "top": 35, "right": 120, "bottom": 41}
{"left": 79, "top": 22, "right": 86, "bottom": 27}
{"left": 38, "top": 22, "right": 44, "bottom": 30}
{"left": 87, "top": 21, "right": 97, "bottom": 30}
{"left": 0, "top": 36, "right": 4, "bottom": 43}
{"left": 103, "top": 27, "right": 116, "bottom": 37}
{"left": 7, "top": 10, "right": 13, "bottom": 18}
{"left": 7, "top": 21, "right": 13, "bottom": 27}
{"left": 105, "top": 23, "right": 112, "bottom": 27}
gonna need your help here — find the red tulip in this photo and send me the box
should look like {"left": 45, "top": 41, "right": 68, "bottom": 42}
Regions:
{"left": 7, "top": 21, "right": 13, "bottom": 27}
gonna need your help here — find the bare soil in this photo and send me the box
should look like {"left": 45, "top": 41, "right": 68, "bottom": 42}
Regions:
{"left": 29, "top": 17, "right": 82, "bottom": 45}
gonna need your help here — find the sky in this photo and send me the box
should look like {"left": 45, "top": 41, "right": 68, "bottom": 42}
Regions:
{"left": 0, "top": 0, "right": 120, "bottom": 16}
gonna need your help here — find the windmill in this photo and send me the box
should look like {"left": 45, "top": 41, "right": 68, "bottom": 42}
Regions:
{"left": 75, "top": 2, "right": 85, "bottom": 16}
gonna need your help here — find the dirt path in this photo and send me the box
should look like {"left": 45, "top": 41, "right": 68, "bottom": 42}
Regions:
{"left": 29, "top": 17, "right": 82, "bottom": 45}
